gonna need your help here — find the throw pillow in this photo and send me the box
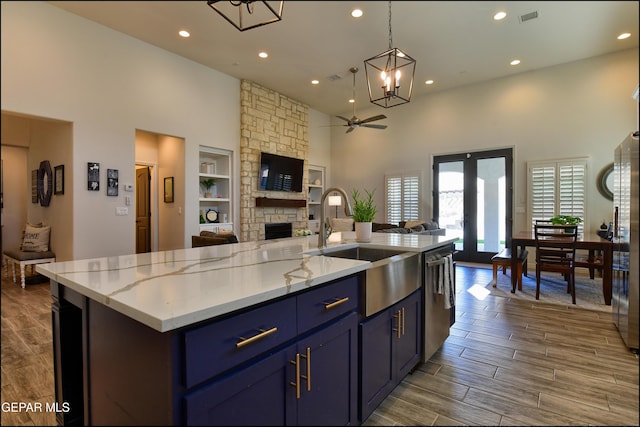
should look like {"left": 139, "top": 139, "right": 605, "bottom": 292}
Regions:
{"left": 331, "top": 218, "right": 354, "bottom": 232}
{"left": 404, "top": 220, "right": 424, "bottom": 229}
{"left": 21, "top": 224, "right": 51, "bottom": 252}
{"left": 409, "top": 224, "right": 425, "bottom": 232}
{"left": 425, "top": 221, "right": 440, "bottom": 230}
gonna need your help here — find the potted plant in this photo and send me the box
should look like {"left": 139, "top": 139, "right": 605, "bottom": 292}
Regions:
{"left": 200, "top": 178, "right": 216, "bottom": 198}
{"left": 549, "top": 215, "right": 583, "bottom": 232}
{"left": 351, "top": 188, "right": 377, "bottom": 242}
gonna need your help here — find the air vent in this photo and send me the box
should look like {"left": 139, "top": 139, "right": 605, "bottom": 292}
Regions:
{"left": 327, "top": 74, "right": 342, "bottom": 81}
{"left": 519, "top": 11, "right": 538, "bottom": 23}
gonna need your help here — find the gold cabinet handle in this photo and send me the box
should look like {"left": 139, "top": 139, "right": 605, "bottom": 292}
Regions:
{"left": 236, "top": 327, "right": 277, "bottom": 348}
{"left": 401, "top": 307, "right": 405, "bottom": 336}
{"left": 393, "top": 310, "right": 401, "bottom": 338}
{"left": 323, "top": 297, "right": 349, "bottom": 310}
{"left": 299, "top": 347, "right": 311, "bottom": 392}
{"left": 290, "top": 353, "right": 301, "bottom": 399}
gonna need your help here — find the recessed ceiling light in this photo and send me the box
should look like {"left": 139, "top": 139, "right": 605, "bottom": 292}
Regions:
{"left": 425, "top": 80, "right": 434, "bottom": 85}
{"left": 351, "top": 9, "right": 363, "bottom": 18}
{"left": 311, "top": 80, "right": 319, "bottom": 85}
{"left": 510, "top": 59, "right": 521, "bottom": 66}
{"left": 493, "top": 11, "right": 507, "bottom": 20}
{"left": 258, "top": 51, "right": 268, "bottom": 59}
{"left": 617, "top": 32, "right": 631, "bottom": 40}
{"left": 178, "top": 30, "right": 190, "bottom": 38}
{"left": 349, "top": 99, "right": 355, "bottom": 103}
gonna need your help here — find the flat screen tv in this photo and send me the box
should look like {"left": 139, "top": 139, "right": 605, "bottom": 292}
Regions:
{"left": 259, "top": 152, "right": 304, "bottom": 192}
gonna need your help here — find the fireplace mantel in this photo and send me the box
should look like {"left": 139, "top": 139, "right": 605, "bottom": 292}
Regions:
{"left": 255, "top": 197, "right": 306, "bottom": 208}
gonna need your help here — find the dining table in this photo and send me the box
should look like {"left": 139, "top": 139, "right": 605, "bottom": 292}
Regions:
{"left": 510, "top": 231, "right": 613, "bottom": 305}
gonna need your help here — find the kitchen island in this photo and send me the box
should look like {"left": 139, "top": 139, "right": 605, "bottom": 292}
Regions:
{"left": 37, "top": 232, "right": 456, "bottom": 426}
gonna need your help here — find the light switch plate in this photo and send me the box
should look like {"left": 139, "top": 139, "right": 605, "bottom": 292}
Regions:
{"left": 116, "top": 207, "right": 128, "bottom": 216}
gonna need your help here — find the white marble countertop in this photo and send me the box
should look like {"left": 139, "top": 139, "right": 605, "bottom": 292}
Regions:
{"left": 37, "top": 232, "right": 457, "bottom": 332}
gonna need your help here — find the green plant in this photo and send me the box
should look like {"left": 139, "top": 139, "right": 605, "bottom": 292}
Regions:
{"left": 351, "top": 188, "right": 377, "bottom": 223}
{"left": 549, "top": 215, "right": 583, "bottom": 226}
{"left": 200, "top": 178, "right": 216, "bottom": 192}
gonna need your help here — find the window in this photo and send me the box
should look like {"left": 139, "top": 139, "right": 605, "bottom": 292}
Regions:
{"left": 385, "top": 172, "right": 420, "bottom": 224}
{"left": 527, "top": 158, "right": 587, "bottom": 232}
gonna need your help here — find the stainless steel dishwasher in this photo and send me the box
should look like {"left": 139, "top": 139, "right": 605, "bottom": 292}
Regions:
{"left": 422, "top": 244, "right": 456, "bottom": 362}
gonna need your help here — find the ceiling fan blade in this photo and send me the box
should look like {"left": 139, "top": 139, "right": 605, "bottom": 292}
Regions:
{"left": 362, "top": 124, "right": 387, "bottom": 129}
{"left": 359, "top": 114, "right": 387, "bottom": 124}
{"left": 345, "top": 126, "right": 355, "bottom": 134}
{"left": 336, "top": 115, "right": 351, "bottom": 122}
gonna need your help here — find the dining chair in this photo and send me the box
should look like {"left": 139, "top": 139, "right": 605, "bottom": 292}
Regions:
{"left": 534, "top": 223, "right": 578, "bottom": 304}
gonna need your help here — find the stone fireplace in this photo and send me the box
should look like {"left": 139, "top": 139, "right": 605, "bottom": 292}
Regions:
{"left": 239, "top": 80, "right": 309, "bottom": 241}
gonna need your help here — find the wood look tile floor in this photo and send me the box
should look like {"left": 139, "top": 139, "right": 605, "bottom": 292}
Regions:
{"left": 1, "top": 264, "right": 638, "bottom": 426}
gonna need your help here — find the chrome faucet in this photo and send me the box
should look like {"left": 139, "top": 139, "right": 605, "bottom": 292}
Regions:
{"left": 318, "top": 187, "right": 353, "bottom": 248}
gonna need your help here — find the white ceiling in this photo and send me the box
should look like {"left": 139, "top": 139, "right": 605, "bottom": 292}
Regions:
{"left": 48, "top": 1, "right": 638, "bottom": 116}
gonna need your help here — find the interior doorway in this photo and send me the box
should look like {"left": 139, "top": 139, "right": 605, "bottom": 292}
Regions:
{"left": 433, "top": 148, "right": 513, "bottom": 263}
{"left": 135, "top": 129, "right": 185, "bottom": 252}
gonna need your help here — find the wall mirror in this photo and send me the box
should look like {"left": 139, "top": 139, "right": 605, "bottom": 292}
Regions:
{"left": 596, "top": 162, "right": 614, "bottom": 201}
{"left": 38, "top": 160, "right": 53, "bottom": 207}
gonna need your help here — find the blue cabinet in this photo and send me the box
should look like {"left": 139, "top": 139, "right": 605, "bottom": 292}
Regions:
{"left": 184, "top": 276, "right": 359, "bottom": 426}
{"left": 359, "top": 289, "right": 422, "bottom": 421}
{"left": 295, "top": 312, "right": 358, "bottom": 425}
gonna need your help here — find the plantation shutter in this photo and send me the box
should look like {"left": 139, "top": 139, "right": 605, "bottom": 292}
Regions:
{"left": 386, "top": 176, "right": 403, "bottom": 224}
{"left": 558, "top": 161, "right": 586, "bottom": 233}
{"left": 527, "top": 158, "right": 588, "bottom": 232}
{"left": 529, "top": 164, "right": 555, "bottom": 226}
{"left": 403, "top": 175, "right": 420, "bottom": 220}
{"left": 385, "top": 172, "right": 421, "bottom": 224}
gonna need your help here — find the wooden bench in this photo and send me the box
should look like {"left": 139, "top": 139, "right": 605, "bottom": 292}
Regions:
{"left": 491, "top": 248, "right": 528, "bottom": 291}
{"left": 3, "top": 249, "right": 56, "bottom": 289}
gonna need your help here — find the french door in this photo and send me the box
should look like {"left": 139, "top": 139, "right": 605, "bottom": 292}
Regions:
{"left": 433, "top": 148, "right": 513, "bottom": 263}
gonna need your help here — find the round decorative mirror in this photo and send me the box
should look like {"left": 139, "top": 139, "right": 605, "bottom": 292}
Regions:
{"left": 596, "top": 162, "right": 614, "bottom": 201}
{"left": 38, "top": 160, "right": 53, "bottom": 207}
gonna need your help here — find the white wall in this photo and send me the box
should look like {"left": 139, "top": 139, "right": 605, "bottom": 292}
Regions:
{"left": 2, "top": 1, "right": 240, "bottom": 258}
{"left": 308, "top": 109, "right": 332, "bottom": 188}
{"left": 157, "top": 135, "right": 185, "bottom": 251}
{"left": 1, "top": 146, "right": 28, "bottom": 250}
{"left": 330, "top": 49, "right": 639, "bottom": 233}
{"left": 3, "top": 2, "right": 636, "bottom": 260}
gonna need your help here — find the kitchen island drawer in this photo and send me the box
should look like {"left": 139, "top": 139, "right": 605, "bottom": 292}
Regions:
{"left": 297, "top": 275, "right": 359, "bottom": 334}
{"left": 184, "top": 297, "right": 297, "bottom": 388}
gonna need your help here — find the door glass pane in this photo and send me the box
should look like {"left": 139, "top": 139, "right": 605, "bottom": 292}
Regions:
{"left": 438, "top": 161, "right": 464, "bottom": 251}
{"left": 477, "top": 157, "right": 505, "bottom": 252}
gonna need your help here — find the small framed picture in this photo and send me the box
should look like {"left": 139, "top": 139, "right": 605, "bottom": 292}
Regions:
{"left": 31, "top": 169, "right": 38, "bottom": 203}
{"left": 88, "top": 162, "right": 100, "bottom": 191}
{"left": 107, "top": 169, "right": 119, "bottom": 196}
{"left": 54, "top": 165, "right": 64, "bottom": 195}
{"left": 164, "top": 177, "right": 174, "bottom": 203}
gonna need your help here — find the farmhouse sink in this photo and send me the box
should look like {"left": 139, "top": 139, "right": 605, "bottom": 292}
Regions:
{"left": 313, "top": 246, "right": 421, "bottom": 317}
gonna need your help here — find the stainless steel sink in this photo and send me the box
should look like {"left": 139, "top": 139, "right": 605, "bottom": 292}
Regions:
{"left": 316, "top": 247, "right": 421, "bottom": 317}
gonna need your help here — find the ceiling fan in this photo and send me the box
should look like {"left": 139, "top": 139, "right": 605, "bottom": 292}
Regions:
{"left": 336, "top": 67, "right": 387, "bottom": 134}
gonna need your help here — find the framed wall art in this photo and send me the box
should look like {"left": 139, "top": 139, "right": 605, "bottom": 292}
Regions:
{"left": 164, "top": 176, "right": 174, "bottom": 203}
{"left": 31, "top": 169, "right": 38, "bottom": 203}
{"left": 107, "top": 169, "right": 119, "bottom": 196}
{"left": 54, "top": 164, "right": 64, "bottom": 195}
{"left": 88, "top": 162, "right": 100, "bottom": 191}
{"left": 37, "top": 160, "right": 53, "bottom": 207}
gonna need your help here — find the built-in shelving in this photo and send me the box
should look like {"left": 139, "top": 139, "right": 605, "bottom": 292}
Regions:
{"left": 199, "top": 146, "right": 233, "bottom": 233}
{"left": 308, "top": 165, "right": 325, "bottom": 234}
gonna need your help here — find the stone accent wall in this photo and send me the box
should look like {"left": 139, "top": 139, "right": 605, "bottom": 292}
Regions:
{"left": 240, "top": 80, "right": 309, "bottom": 242}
